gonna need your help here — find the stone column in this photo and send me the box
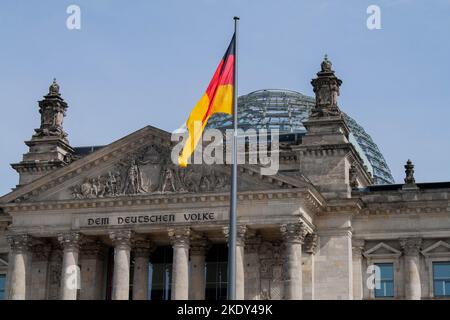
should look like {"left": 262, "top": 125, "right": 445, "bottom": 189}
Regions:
{"left": 189, "top": 237, "right": 209, "bottom": 300}
{"left": 303, "top": 233, "right": 318, "bottom": 300}
{"left": 30, "top": 240, "right": 51, "bottom": 300}
{"left": 223, "top": 225, "right": 247, "bottom": 299}
{"left": 169, "top": 227, "right": 190, "bottom": 300}
{"left": 7, "top": 234, "right": 31, "bottom": 300}
{"left": 280, "top": 222, "right": 307, "bottom": 300}
{"left": 80, "top": 238, "right": 106, "bottom": 300}
{"left": 132, "top": 236, "right": 153, "bottom": 300}
{"left": 352, "top": 239, "right": 365, "bottom": 300}
{"left": 400, "top": 238, "right": 422, "bottom": 300}
{"left": 109, "top": 230, "right": 133, "bottom": 300}
{"left": 58, "top": 232, "right": 82, "bottom": 300}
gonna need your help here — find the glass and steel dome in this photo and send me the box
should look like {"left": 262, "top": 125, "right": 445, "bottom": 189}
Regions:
{"left": 207, "top": 89, "right": 394, "bottom": 185}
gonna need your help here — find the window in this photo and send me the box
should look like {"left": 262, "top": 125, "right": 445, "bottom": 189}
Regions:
{"left": 149, "top": 246, "right": 172, "bottom": 300}
{"left": 433, "top": 262, "right": 450, "bottom": 297}
{"left": 205, "top": 244, "right": 228, "bottom": 300}
{"left": 374, "top": 263, "right": 394, "bottom": 298}
{"left": 0, "top": 274, "right": 5, "bottom": 300}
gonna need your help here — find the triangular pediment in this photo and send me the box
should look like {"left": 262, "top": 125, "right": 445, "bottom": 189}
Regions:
{"left": 0, "top": 125, "right": 313, "bottom": 204}
{"left": 421, "top": 241, "right": 450, "bottom": 256}
{"left": 363, "top": 242, "right": 402, "bottom": 258}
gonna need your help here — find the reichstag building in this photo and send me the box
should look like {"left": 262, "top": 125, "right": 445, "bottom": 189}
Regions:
{"left": 0, "top": 57, "right": 449, "bottom": 300}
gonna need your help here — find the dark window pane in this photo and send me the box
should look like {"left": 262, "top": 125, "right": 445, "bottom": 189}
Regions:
{"left": 433, "top": 262, "right": 450, "bottom": 296}
{"left": 0, "top": 275, "right": 5, "bottom": 300}
{"left": 374, "top": 263, "right": 394, "bottom": 297}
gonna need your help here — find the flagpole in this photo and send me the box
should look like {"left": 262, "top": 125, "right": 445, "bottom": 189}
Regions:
{"left": 227, "top": 16, "right": 239, "bottom": 301}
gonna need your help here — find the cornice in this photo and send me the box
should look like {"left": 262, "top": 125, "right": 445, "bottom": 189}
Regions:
{"left": 1, "top": 188, "right": 324, "bottom": 215}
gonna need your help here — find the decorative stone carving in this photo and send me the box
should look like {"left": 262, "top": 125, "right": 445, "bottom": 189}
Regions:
{"left": 304, "top": 233, "right": 318, "bottom": 254}
{"left": 349, "top": 163, "right": 358, "bottom": 190}
{"left": 70, "top": 144, "right": 230, "bottom": 199}
{"left": 352, "top": 239, "right": 365, "bottom": 257}
{"left": 280, "top": 222, "right": 308, "bottom": 244}
{"left": 310, "top": 55, "right": 343, "bottom": 118}
{"left": 109, "top": 230, "right": 133, "bottom": 250}
{"left": 404, "top": 159, "right": 416, "bottom": 185}
{"left": 400, "top": 238, "right": 422, "bottom": 256}
{"left": 7, "top": 234, "right": 32, "bottom": 253}
{"left": 222, "top": 225, "right": 248, "bottom": 246}
{"left": 57, "top": 232, "right": 81, "bottom": 251}
{"left": 168, "top": 227, "right": 191, "bottom": 247}
{"left": 33, "top": 79, "right": 69, "bottom": 139}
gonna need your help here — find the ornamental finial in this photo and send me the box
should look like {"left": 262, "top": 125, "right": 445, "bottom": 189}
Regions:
{"left": 404, "top": 159, "right": 415, "bottom": 185}
{"left": 48, "top": 78, "right": 60, "bottom": 96}
{"left": 321, "top": 54, "right": 332, "bottom": 72}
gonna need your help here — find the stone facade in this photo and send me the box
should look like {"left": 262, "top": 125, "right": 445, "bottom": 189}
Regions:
{"left": 0, "top": 58, "right": 449, "bottom": 300}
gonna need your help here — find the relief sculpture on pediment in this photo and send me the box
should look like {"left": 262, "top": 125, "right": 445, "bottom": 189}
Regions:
{"left": 70, "top": 143, "right": 230, "bottom": 199}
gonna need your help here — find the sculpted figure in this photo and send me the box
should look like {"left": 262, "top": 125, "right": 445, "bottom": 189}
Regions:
{"left": 124, "top": 160, "right": 146, "bottom": 194}
{"left": 80, "top": 178, "right": 92, "bottom": 198}
{"left": 161, "top": 168, "right": 177, "bottom": 193}
{"left": 90, "top": 178, "right": 98, "bottom": 197}
{"left": 107, "top": 171, "right": 118, "bottom": 196}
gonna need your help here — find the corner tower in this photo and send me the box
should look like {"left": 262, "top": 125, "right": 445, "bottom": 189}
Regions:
{"left": 293, "top": 56, "right": 372, "bottom": 198}
{"left": 11, "top": 79, "right": 74, "bottom": 187}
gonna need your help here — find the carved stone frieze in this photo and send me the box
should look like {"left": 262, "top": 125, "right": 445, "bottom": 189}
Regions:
{"left": 70, "top": 144, "right": 230, "bottom": 199}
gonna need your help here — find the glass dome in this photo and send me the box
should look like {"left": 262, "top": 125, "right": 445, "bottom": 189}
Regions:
{"left": 207, "top": 89, "right": 394, "bottom": 185}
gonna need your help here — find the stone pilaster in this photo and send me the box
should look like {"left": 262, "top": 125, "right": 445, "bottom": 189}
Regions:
{"left": 189, "top": 236, "right": 209, "bottom": 300}
{"left": 302, "top": 233, "right": 318, "bottom": 300}
{"left": 223, "top": 225, "right": 247, "bottom": 299}
{"left": 400, "top": 238, "right": 422, "bottom": 300}
{"left": 109, "top": 230, "right": 133, "bottom": 300}
{"left": 132, "top": 236, "right": 154, "bottom": 300}
{"left": 280, "top": 222, "right": 307, "bottom": 300}
{"left": 58, "top": 232, "right": 81, "bottom": 300}
{"left": 169, "top": 227, "right": 190, "bottom": 300}
{"left": 7, "top": 234, "right": 32, "bottom": 300}
{"left": 352, "top": 239, "right": 365, "bottom": 300}
{"left": 30, "top": 240, "right": 51, "bottom": 300}
{"left": 79, "top": 238, "right": 105, "bottom": 300}
{"left": 244, "top": 233, "right": 261, "bottom": 300}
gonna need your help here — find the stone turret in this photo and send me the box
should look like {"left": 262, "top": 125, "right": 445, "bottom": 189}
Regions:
{"left": 11, "top": 79, "right": 74, "bottom": 187}
{"left": 293, "top": 56, "right": 372, "bottom": 198}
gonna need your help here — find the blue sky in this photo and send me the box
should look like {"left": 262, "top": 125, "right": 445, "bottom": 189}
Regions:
{"left": 1, "top": 0, "right": 449, "bottom": 194}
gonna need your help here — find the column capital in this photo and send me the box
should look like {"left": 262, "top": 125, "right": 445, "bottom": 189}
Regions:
{"left": 133, "top": 235, "right": 155, "bottom": 257}
{"left": 304, "top": 233, "right": 318, "bottom": 254}
{"left": 400, "top": 238, "right": 422, "bottom": 256}
{"left": 280, "top": 222, "right": 308, "bottom": 244}
{"left": 352, "top": 239, "right": 365, "bottom": 257}
{"left": 58, "top": 232, "right": 82, "bottom": 251}
{"left": 109, "top": 229, "right": 133, "bottom": 250}
{"left": 81, "top": 238, "right": 106, "bottom": 259}
{"left": 7, "top": 234, "right": 32, "bottom": 253}
{"left": 31, "top": 239, "right": 52, "bottom": 261}
{"left": 222, "top": 224, "right": 248, "bottom": 246}
{"left": 168, "top": 227, "right": 190, "bottom": 248}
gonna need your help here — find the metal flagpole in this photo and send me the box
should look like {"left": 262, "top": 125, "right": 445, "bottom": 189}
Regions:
{"left": 227, "top": 16, "right": 239, "bottom": 301}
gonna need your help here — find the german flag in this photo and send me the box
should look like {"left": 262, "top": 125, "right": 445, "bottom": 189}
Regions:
{"left": 178, "top": 34, "right": 236, "bottom": 167}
